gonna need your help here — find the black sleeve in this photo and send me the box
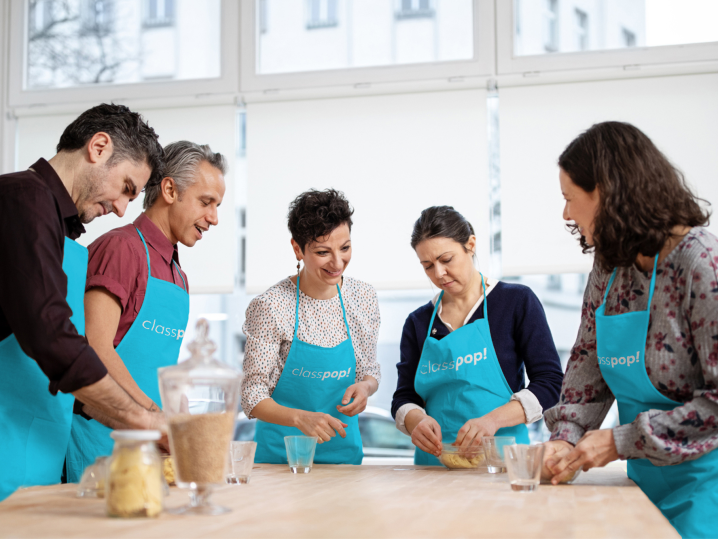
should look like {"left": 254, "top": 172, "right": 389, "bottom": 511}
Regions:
{"left": 0, "top": 185, "right": 107, "bottom": 395}
{"left": 514, "top": 289, "right": 564, "bottom": 411}
{"left": 391, "top": 315, "right": 426, "bottom": 418}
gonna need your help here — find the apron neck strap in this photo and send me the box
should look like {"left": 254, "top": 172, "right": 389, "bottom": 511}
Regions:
{"left": 426, "top": 291, "right": 444, "bottom": 340}
{"left": 294, "top": 273, "right": 351, "bottom": 341}
{"left": 602, "top": 255, "right": 660, "bottom": 309}
{"left": 480, "top": 272, "right": 488, "bottom": 319}
{"left": 135, "top": 227, "right": 152, "bottom": 278}
{"left": 425, "top": 272, "right": 487, "bottom": 340}
{"left": 172, "top": 260, "right": 187, "bottom": 292}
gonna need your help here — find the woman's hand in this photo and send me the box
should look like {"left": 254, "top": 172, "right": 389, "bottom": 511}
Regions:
{"left": 546, "top": 430, "right": 619, "bottom": 484}
{"left": 294, "top": 410, "right": 348, "bottom": 443}
{"left": 541, "top": 440, "right": 574, "bottom": 481}
{"left": 411, "top": 415, "right": 442, "bottom": 457}
{"left": 454, "top": 416, "right": 498, "bottom": 451}
{"left": 336, "top": 380, "right": 373, "bottom": 417}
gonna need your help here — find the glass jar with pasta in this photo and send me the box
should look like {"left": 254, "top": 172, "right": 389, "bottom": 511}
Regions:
{"left": 106, "top": 431, "right": 163, "bottom": 518}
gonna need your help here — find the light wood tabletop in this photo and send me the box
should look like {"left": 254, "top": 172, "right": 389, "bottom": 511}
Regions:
{"left": 0, "top": 464, "right": 678, "bottom": 539}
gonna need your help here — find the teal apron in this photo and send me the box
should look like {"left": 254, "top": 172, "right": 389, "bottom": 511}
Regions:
{"left": 254, "top": 275, "right": 363, "bottom": 465}
{"left": 65, "top": 227, "right": 189, "bottom": 482}
{"left": 597, "top": 256, "right": 718, "bottom": 539}
{"left": 414, "top": 274, "right": 529, "bottom": 466}
{"left": 0, "top": 238, "right": 88, "bottom": 502}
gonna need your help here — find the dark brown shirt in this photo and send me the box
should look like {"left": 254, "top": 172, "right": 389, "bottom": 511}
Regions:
{"left": 0, "top": 159, "right": 108, "bottom": 395}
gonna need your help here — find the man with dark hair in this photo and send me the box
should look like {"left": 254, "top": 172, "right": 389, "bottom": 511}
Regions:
{"left": 0, "top": 104, "right": 166, "bottom": 501}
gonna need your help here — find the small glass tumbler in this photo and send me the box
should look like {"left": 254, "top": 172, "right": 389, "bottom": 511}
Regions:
{"left": 284, "top": 436, "right": 318, "bottom": 474}
{"left": 481, "top": 436, "right": 516, "bottom": 473}
{"left": 227, "top": 441, "right": 257, "bottom": 484}
{"left": 77, "top": 456, "right": 109, "bottom": 498}
{"left": 504, "top": 444, "right": 545, "bottom": 492}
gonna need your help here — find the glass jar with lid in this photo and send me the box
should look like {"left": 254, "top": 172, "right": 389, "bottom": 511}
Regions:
{"left": 159, "top": 318, "right": 242, "bottom": 515}
{"left": 106, "top": 430, "right": 163, "bottom": 518}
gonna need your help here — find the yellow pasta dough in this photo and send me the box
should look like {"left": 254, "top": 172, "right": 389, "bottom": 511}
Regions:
{"left": 107, "top": 447, "right": 163, "bottom": 518}
{"left": 439, "top": 452, "right": 485, "bottom": 469}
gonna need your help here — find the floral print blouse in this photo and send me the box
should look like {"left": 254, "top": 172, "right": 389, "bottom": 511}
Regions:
{"left": 241, "top": 276, "right": 381, "bottom": 418}
{"left": 545, "top": 227, "right": 718, "bottom": 466}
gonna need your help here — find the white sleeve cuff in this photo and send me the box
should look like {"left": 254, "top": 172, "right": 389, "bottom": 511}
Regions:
{"left": 511, "top": 389, "right": 543, "bottom": 424}
{"left": 395, "top": 403, "right": 425, "bottom": 435}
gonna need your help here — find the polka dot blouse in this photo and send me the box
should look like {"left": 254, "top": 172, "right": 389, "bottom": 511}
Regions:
{"left": 241, "top": 276, "right": 381, "bottom": 417}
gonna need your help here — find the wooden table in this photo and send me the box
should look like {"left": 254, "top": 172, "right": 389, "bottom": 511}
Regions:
{"left": 0, "top": 464, "right": 678, "bottom": 538}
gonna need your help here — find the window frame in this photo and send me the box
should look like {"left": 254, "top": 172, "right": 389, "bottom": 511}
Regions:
{"left": 497, "top": 0, "right": 718, "bottom": 75}
{"left": 239, "top": 0, "right": 494, "bottom": 93}
{"left": 7, "top": 0, "right": 240, "bottom": 107}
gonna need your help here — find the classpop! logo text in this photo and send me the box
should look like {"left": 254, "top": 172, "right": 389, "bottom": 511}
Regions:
{"left": 142, "top": 319, "right": 185, "bottom": 340}
{"left": 420, "top": 348, "right": 488, "bottom": 375}
{"left": 599, "top": 351, "right": 641, "bottom": 368}
{"left": 292, "top": 366, "right": 353, "bottom": 381}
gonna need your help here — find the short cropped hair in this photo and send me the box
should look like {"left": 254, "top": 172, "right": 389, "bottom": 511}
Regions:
{"left": 287, "top": 189, "right": 354, "bottom": 252}
{"left": 143, "top": 141, "right": 226, "bottom": 209}
{"left": 57, "top": 103, "right": 164, "bottom": 188}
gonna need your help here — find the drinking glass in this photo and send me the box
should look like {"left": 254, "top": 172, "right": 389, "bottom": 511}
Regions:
{"left": 481, "top": 436, "right": 516, "bottom": 473}
{"left": 504, "top": 444, "right": 545, "bottom": 492}
{"left": 284, "top": 436, "right": 318, "bottom": 473}
{"left": 227, "top": 441, "right": 257, "bottom": 484}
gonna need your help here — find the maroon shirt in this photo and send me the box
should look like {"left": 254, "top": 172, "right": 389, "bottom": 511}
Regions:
{"left": 0, "top": 159, "right": 108, "bottom": 394}
{"left": 86, "top": 213, "right": 189, "bottom": 346}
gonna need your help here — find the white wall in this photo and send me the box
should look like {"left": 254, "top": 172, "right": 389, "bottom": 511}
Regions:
{"left": 15, "top": 104, "right": 237, "bottom": 293}
{"left": 246, "top": 89, "right": 489, "bottom": 294}
{"left": 500, "top": 73, "right": 718, "bottom": 276}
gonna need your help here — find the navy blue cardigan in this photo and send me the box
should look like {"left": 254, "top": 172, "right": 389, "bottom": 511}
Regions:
{"left": 391, "top": 281, "right": 564, "bottom": 418}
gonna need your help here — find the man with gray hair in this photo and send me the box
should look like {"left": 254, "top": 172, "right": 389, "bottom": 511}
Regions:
{"left": 65, "top": 141, "right": 226, "bottom": 481}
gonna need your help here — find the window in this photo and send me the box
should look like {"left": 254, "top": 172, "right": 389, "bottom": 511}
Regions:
{"left": 396, "top": 0, "right": 434, "bottom": 20}
{"left": 258, "top": 0, "right": 268, "bottom": 33}
{"left": 29, "top": 0, "right": 55, "bottom": 34}
{"left": 622, "top": 27, "right": 636, "bottom": 48}
{"left": 81, "top": 0, "right": 113, "bottom": 36}
{"left": 255, "top": 0, "right": 474, "bottom": 75}
{"left": 574, "top": 8, "right": 588, "bottom": 51}
{"left": 306, "top": 0, "right": 338, "bottom": 30}
{"left": 543, "top": 0, "right": 558, "bottom": 52}
{"left": 144, "top": 0, "right": 174, "bottom": 28}
{"left": 24, "top": 0, "right": 221, "bottom": 90}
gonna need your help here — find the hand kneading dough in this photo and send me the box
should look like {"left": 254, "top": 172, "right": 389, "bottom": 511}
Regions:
{"left": 107, "top": 447, "right": 163, "bottom": 518}
{"left": 439, "top": 452, "right": 485, "bottom": 469}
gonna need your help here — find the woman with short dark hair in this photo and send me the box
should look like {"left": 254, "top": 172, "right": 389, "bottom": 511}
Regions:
{"left": 542, "top": 121, "right": 718, "bottom": 538}
{"left": 392, "top": 206, "right": 563, "bottom": 465}
{"left": 242, "top": 189, "right": 381, "bottom": 465}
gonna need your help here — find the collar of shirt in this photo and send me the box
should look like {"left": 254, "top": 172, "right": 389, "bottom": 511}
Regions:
{"left": 431, "top": 276, "right": 497, "bottom": 333}
{"left": 133, "top": 212, "right": 182, "bottom": 267}
{"left": 30, "top": 158, "right": 85, "bottom": 239}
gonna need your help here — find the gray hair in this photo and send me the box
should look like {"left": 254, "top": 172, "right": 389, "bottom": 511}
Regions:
{"left": 143, "top": 141, "right": 227, "bottom": 209}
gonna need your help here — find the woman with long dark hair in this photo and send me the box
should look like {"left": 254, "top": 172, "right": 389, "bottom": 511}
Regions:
{"left": 392, "top": 206, "right": 563, "bottom": 465}
{"left": 542, "top": 121, "right": 717, "bottom": 538}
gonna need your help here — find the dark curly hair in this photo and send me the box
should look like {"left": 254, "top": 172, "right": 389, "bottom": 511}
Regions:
{"left": 288, "top": 189, "right": 354, "bottom": 251}
{"left": 559, "top": 121, "right": 710, "bottom": 272}
{"left": 57, "top": 103, "right": 165, "bottom": 191}
{"left": 410, "top": 206, "right": 475, "bottom": 251}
